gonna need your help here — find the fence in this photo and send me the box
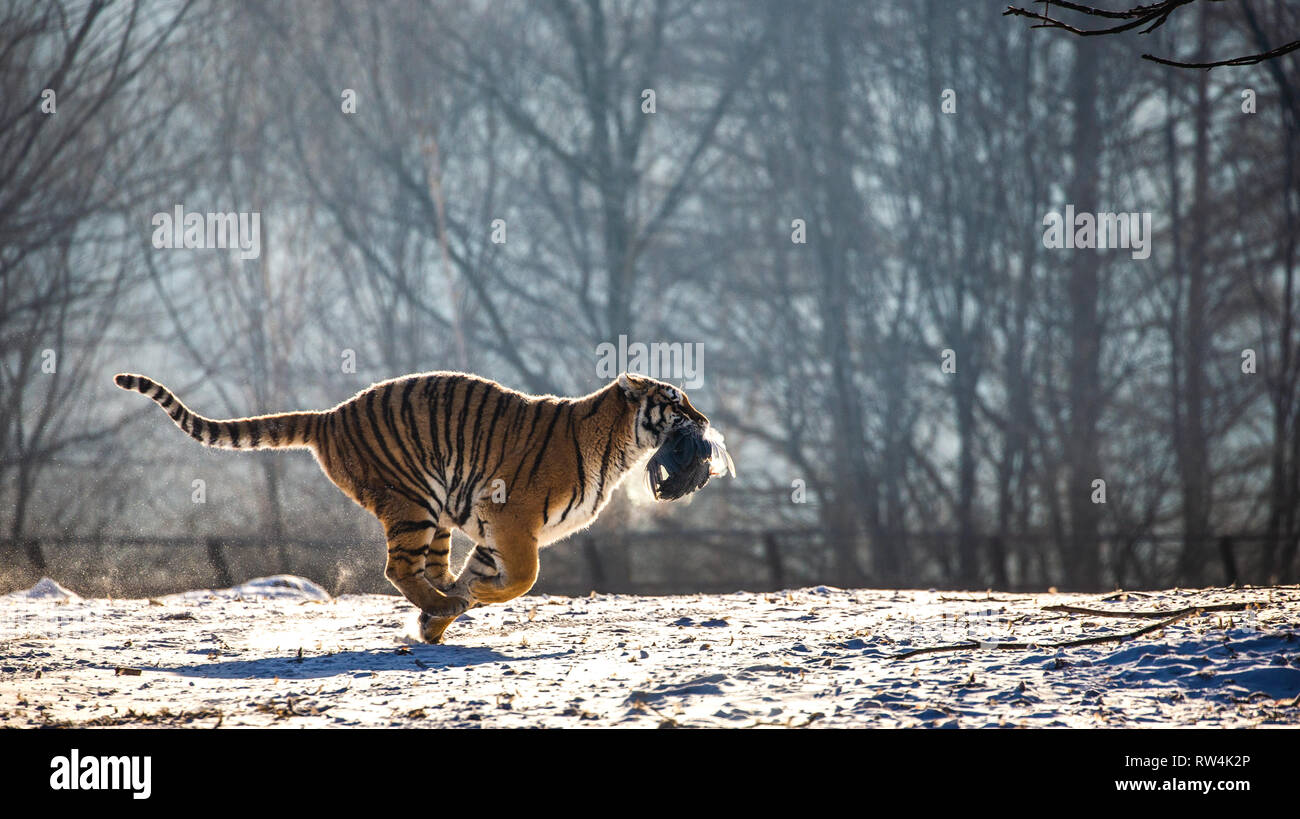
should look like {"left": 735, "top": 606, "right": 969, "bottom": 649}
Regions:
{"left": 2, "top": 528, "right": 1294, "bottom": 600}
{"left": 0, "top": 530, "right": 821, "bottom": 599}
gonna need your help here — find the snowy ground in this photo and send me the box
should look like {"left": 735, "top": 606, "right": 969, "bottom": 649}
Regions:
{"left": 1, "top": 577, "right": 1298, "bottom": 728}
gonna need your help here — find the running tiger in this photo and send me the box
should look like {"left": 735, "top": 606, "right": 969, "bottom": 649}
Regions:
{"left": 113, "top": 370, "right": 734, "bottom": 642}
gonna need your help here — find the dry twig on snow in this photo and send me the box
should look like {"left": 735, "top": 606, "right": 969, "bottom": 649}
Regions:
{"left": 896, "top": 600, "right": 1266, "bottom": 660}
{"left": 1041, "top": 601, "right": 1259, "bottom": 618}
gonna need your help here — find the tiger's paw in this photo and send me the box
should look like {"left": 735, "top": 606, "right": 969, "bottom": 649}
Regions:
{"left": 418, "top": 600, "right": 468, "bottom": 644}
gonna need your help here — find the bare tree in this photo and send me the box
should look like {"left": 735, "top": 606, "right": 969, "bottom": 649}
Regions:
{"left": 0, "top": 0, "right": 198, "bottom": 568}
{"left": 1004, "top": 0, "right": 1300, "bottom": 68}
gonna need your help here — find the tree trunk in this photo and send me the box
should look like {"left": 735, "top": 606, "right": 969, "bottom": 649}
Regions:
{"left": 1066, "top": 39, "right": 1103, "bottom": 590}
{"left": 1177, "top": 8, "right": 1212, "bottom": 586}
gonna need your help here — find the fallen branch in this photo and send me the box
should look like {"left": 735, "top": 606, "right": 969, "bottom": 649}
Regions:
{"left": 742, "top": 711, "right": 826, "bottom": 729}
{"left": 1042, "top": 601, "right": 1259, "bottom": 618}
{"left": 630, "top": 698, "right": 680, "bottom": 728}
{"left": 896, "top": 611, "right": 1192, "bottom": 659}
{"left": 1100, "top": 590, "right": 1155, "bottom": 601}
{"left": 896, "top": 599, "right": 1268, "bottom": 660}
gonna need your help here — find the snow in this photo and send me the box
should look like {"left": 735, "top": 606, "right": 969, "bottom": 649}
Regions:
{"left": 4, "top": 578, "right": 78, "bottom": 602}
{"left": 160, "top": 574, "right": 331, "bottom": 603}
{"left": 0, "top": 579, "right": 1297, "bottom": 727}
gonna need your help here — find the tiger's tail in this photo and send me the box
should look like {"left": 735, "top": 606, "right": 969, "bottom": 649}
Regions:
{"left": 114, "top": 373, "right": 322, "bottom": 450}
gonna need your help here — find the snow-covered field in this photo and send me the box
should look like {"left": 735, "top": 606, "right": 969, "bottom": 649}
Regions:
{"left": 1, "top": 577, "right": 1298, "bottom": 728}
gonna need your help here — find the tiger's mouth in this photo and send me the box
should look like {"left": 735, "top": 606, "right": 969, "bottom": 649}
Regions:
{"left": 645, "top": 425, "right": 735, "bottom": 501}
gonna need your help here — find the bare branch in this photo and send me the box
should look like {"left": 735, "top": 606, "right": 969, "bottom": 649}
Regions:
{"left": 1005, "top": 0, "right": 1298, "bottom": 67}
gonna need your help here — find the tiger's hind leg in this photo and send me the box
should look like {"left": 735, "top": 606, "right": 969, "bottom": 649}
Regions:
{"left": 379, "top": 509, "right": 469, "bottom": 627}
{"left": 416, "top": 530, "right": 467, "bottom": 644}
{"left": 420, "top": 526, "right": 538, "bottom": 643}
{"left": 419, "top": 535, "right": 493, "bottom": 643}
{"left": 417, "top": 527, "right": 464, "bottom": 642}
{"left": 423, "top": 527, "right": 456, "bottom": 591}
{"left": 418, "top": 610, "right": 460, "bottom": 644}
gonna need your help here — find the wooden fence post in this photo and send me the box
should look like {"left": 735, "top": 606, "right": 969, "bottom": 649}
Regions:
{"left": 206, "top": 537, "right": 233, "bottom": 587}
{"left": 1218, "top": 536, "right": 1237, "bottom": 586}
{"left": 24, "top": 538, "right": 46, "bottom": 574}
{"left": 583, "top": 536, "right": 605, "bottom": 591}
{"left": 763, "top": 531, "right": 784, "bottom": 589}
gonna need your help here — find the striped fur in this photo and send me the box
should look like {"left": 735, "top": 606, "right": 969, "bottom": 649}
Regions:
{"left": 115, "top": 369, "right": 711, "bottom": 642}
{"left": 113, "top": 373, "right": 321, "bottom": 450}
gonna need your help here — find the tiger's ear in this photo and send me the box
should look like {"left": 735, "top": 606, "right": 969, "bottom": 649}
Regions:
{"left": 618, "top": 372, "right": 650, "bottom": 400}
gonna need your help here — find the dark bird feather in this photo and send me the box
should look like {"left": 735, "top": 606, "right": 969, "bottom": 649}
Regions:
{"left": 645, "top": 426, "right": 735, "bottom": 501}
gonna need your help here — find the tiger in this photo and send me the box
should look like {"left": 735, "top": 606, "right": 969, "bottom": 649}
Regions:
{"left": 113, "top": 370, "right": 726, "bottom": 642}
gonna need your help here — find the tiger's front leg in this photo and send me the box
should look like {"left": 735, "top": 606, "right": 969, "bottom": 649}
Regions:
{"left": 418, "top": 528, "right": 539, "bottom": 643}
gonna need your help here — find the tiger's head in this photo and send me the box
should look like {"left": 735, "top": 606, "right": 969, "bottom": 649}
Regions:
{"left": 617, "top": 372, "right": 709, "bottom": 449}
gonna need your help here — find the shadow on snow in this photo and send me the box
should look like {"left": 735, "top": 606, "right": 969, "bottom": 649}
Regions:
{"left": 117, "top": 645, "right": 574, "bottom": 680}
